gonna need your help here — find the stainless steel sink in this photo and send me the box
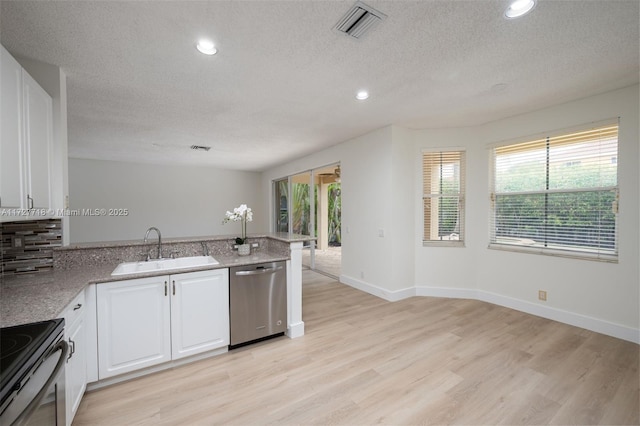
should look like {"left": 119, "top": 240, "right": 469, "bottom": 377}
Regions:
{"left": 111, "top": 255, "right": 220, "bottom": 276}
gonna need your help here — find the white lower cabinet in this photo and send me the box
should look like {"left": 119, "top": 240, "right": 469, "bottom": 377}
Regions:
{"left": 96, "top": 275, "right": 171, "bottom": 379}
{"left": 171, "top": 269, "right": 230, "bottom": 360}
{"left": 63, "top": 292, "right": 86, "bottom": 426}
{"left": 96, "top": 269, "right": 229, "bottom": 380}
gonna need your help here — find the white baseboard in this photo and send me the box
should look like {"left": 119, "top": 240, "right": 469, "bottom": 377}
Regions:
{"left": 340, "top": 274, "right": 639, "bottom": 344}
{"left": 414, "top": 285, "right": 639, "bottom": 344}
{"left": 287, "top": 321, "right": 305, "bottom": 339}
{"left": 340, "top": 274, "right": 414, "bottom": 302}
{"left": 414, "top": 285, "right": 478, "bottom": 300}
{"left": 475, "top": 289, "right": 640, "bottom": 345}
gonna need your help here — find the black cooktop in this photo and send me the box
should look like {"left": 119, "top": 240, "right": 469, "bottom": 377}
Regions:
{"left": 0, "top": 319, "right": 64, "bottom": 406}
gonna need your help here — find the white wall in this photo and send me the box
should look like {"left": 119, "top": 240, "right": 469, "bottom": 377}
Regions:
{"left": 414, "top": 85, "right": 639, "bottom": 341}
{"left": 390, "top": 126, "right": 416, "bottom": 294}
{"left": 262, "top": 84, "right": 639, "bottom": 342}
{"left": 261, "top": 126, "right": 410, "bottom": 297}
{"left": 69, "top": 159, "right": 265, "bottom": 243}
{"left": 412, "top": 126, "right": 483, "bottom": 292}
{"left": 341, "top": 128, "right": 398, "bottom": 292}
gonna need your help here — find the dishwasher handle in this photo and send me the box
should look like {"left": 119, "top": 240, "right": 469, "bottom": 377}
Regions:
{"left": 234, "top": 265, "right": 283, "bottom": 276}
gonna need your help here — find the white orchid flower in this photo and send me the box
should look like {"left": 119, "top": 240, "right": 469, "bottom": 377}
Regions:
{"left": 223, "top": 204, "right": 253, "bottom": 227}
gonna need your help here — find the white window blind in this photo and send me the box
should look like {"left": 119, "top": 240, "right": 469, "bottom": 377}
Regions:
{"left": 489, "top": 122, "right": 619, "bottom": 260}
{"left": 423, "top": 150, "right": 465, "bottom": 245}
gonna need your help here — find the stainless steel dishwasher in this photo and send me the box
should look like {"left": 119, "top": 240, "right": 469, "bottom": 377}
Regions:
{"left": 229, "top": 261, "right": 287, "bottom": 348}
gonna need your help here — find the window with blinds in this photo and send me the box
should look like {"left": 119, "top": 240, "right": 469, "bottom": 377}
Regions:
{"left": 489, "top": 121, "right": 619, "bottom": 260}
{"left": 423, "top": 150, "right": 465, "bottom": 246}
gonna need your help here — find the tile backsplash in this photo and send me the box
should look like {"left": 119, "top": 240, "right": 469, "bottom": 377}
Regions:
{"left": 1, "top": 219, "right": 62, "bottom": 275}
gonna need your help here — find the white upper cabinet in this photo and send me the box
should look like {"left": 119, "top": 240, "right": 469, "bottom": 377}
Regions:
{"left": 0, "top": 45, "right": 25, "bottom": 209}
{"left": 22, "top": 70, "right": 53, "bottom": 210}
{"left": 0, "top": 45, "right": 53, "bottom": 218}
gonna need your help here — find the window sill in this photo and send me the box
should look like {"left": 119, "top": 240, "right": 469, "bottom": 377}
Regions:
{"left": 488, "top": 243, "right": 618, "bottom": 263}
{"left": 423, "top": 241, "right": 465, "bottom": 248}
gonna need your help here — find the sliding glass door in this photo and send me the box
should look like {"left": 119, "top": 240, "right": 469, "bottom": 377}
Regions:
{"left": 291, "top": 172, "right": 312, "bottom": 237}
{"left": 273, "top": 163, "right": 341, "bottom": 278}
{"left": 274, "top": 178, "right": 288, "bottom": 233}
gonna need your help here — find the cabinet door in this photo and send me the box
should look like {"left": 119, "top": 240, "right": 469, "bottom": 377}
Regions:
{"left": 22, "top": 70, "right": 52, "bottom": 210}
{"left": 66, "top": 316, "right": 86, "bottom": 425}
{"left": 0, "top": 46, "right": 25, "bottom": 209}
{"left": 84, "top": 284, "right": 99, "bottom": 384}
{"left": 171, "top": 269, "right": 229, "bottom": 360}
{"left": 63, "top": 291, "right": 86, "bottom": 426}
{"left": 97, "top": 276, "right": 171, "bottom": 379}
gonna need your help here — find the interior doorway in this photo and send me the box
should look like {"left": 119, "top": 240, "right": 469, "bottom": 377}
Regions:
{"left": 273, "top": 164, "right": 341, "bottom": 279}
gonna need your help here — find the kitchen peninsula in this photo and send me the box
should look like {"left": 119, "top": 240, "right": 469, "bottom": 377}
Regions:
{"left": 1, "top": 231, "right": 313, "bottom": 425}
{"left": 1, "top": 232, "right": 312, "bottom": 333}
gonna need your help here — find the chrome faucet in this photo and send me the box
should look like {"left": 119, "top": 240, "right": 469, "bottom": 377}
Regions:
{"left": 201, "top": 241, "right": 209, "bottom": 256}
{"left": 144, "top": 227, "right": 162, "bottom": 260}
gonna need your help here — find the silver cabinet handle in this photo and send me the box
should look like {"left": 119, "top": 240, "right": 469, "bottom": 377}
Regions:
{"left": 73, "top": 303, "right": 82, "bottom": 311}
{"left": 234, "top": 266, "right": 283, "bottom": 276}
{"left": 67, "top": 338, "right": 76, "bottom": 360}
{"left": 172, "top": 280, "right": 176, "bottom": 296}
{"left": 164, "top": 281, "right": 167, "bottom": 296}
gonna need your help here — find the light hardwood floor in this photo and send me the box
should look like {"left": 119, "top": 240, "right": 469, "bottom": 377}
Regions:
{"left": 74, "top": 271, "right": 639, "bottom": 425}
{"left": 302, "top": 246, "right": 342, "bottom": 278}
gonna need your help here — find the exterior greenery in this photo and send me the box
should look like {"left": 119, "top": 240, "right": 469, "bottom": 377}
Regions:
{"left": 327, "top": 183, "right": 341, "bottom": 245}
{"left": 280, "top": 181, "right": 341, "bottom": 246}
{"left": 495, "top": 191, "right": 616, "bottom": 249}
{"left": 437, "top": 195, "right": 461, "bottom": 237}
{"left": 436, "top": 177, "right": 461, "bottom": 238}
{"left": 291, "top": 182, "right": 310, "bottom": 236}
{"left": 494, "top": 143, "right": 617, "bottom": 252}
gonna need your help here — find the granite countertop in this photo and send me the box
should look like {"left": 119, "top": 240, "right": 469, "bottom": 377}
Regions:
{"left": 58, "top": 232, "right": 315, "bottom": 251}
{"left": 0, "top": 251, "right": 289, "bottom": 328}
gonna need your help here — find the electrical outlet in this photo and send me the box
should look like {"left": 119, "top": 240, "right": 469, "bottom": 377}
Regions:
{"left": 538, "top": 290, "right": 547, "bottom": 301}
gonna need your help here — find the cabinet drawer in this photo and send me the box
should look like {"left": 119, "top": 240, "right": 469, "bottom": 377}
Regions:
{"left": 64, "top": 291, "right": 85, "bottom": 327}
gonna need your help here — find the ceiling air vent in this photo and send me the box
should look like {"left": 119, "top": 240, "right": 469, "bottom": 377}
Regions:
{"left": 190, "top": 145, "right": 211, "bottom": 151}
{"left": 335, "top": 1, "right": 387, "bottom": 39}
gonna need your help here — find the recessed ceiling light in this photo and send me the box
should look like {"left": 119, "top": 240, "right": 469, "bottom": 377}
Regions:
{"left": 356, "top": 90, "right": 369, "bottom": 100}
{"left": 196, "top": 39, "right": 217, "bottom": 55}
{"left": 505, "top": 0, "right": 536, "bottom": 18}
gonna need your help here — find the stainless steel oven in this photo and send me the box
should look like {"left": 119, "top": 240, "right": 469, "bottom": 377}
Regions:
{"left": 0, "top": 319, "right": 68, "bottom": 426}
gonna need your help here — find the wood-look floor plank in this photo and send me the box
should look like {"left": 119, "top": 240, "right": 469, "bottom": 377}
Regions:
{"left": 73, "top": 271, "right": 639, "bottom": 425}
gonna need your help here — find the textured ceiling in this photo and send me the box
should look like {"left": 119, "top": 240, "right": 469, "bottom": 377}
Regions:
{"left": 1, "top": 0, "right": 638, "bottom": 171}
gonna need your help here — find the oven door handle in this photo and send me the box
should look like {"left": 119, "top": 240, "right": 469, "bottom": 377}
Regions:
{"left": 12, "top": 340, "right": 69, "bottom": 426}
